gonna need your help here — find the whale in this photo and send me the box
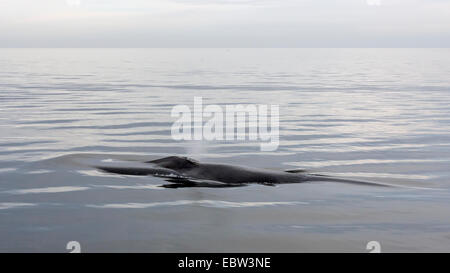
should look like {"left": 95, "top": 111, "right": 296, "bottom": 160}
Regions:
{"left": 96, "top": 156, "right": 393, "bottom": 188}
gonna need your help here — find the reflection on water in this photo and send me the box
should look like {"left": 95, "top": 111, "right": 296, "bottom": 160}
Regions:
{"left": 1, "top": 49, "right": 450, "bottom": 252}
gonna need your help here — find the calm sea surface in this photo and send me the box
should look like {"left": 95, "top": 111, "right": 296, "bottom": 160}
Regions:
{"left": 1, "top": 48, "right": 450, "bottom": 252}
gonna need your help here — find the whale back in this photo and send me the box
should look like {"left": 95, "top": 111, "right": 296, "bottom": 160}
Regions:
{"left": 147, "top": 156, "right": 200, "bottom": 170}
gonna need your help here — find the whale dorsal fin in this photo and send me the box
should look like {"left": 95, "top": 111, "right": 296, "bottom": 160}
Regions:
{"left": 285, "top": 169, "right": 307, "bottom": 173}
{"left": 147, "top": 156, "right": 199, "bottom": 170}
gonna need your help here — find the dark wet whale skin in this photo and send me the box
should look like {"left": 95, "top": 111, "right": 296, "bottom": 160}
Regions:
{"left": 148, "top": 156, "right": 307, "bottom": 184}
{"left": 97, "top": 156, "right": 391, "bottom": 187}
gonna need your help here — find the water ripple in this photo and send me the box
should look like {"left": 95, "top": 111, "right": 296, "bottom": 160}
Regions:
{"left": 0, "top": 202, "right": 36, "bottom": 210}
{"left": 4, "top": 186, "right": 90, "bottom": 195}
{"left": 87, "top": 200, "right": 308, "bottom": 209}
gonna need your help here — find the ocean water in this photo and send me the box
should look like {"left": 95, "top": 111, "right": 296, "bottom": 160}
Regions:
{"left": 0, "top": 48, "right": 450, "bottom": 252}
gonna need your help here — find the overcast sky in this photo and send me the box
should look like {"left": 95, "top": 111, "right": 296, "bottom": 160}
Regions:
{"left": 0, "top": 0, "right": 449, "bottom": 47}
